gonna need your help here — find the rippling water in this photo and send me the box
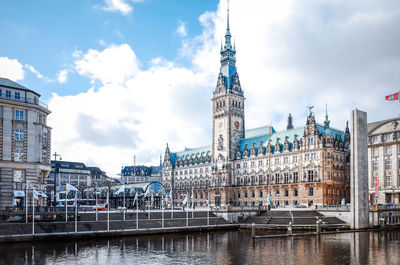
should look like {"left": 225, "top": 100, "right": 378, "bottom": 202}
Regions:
{"left": 1, "top": 230, "right": 400, "bottom": 265}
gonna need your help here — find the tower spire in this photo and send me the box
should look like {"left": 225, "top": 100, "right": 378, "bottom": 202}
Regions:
{"left": 324, "top": 104, "right": 330, "bottom": 128}
{"left": 224, "top": 0, "right": 232, "bottom": 50}
{"left": 227, "top": 0, "right": 230, "bottom": 30}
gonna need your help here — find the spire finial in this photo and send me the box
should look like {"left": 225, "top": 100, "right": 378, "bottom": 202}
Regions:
{"left": 223, "top": 0, "right": 232, "bottom": 49}
{"left": 324, "top": 104, "right": 330, "bottom": 128}
{"left": 325, "top": 104, "right": 328, "bottom": 120}
{"left": 227, "top": 0, "right": 230, "bottom": 30}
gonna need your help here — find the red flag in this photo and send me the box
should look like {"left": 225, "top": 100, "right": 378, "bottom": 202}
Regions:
{"left": 385, "top": 92, "right": 399, "bottom": 101}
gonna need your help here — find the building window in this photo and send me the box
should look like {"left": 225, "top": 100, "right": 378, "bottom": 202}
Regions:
{"left": 385, "top": 159, "right": 392, "bottom": 170}
{"left": 294, "top": 188, "right": 298, "bottom": 197}
{"left": 244, "top": 191, "right": 248, "bottom": 198}
{"left": 15, "top": 92, "right": 20, "bottom": 100}
{"left": 383, "top": 134, "right": 391, "bottom": 142}
{"left": 14, "top": 129, "right": 24, "bottom": 141}
{"left": 371, "top": 135, "right": 379, "bottom": 143}
{"left": 372, "top": 160, "right": 379, "bottom": 171}
{"left": 258, "top": 160, "right": 263, "bottom": 167}
{"left": 252, "top": 191, "right": 255, "bottom": 198}
{"left": 284, "top": 173, "right": 289, "bottom": 184}
{"left": 236, "top": 164, "right": 240, "bottom": 169}
{"left": 385, "top": 146, "right": 391, "bottom": 155}
{"left": 237, "top": 192, "right": 241, "bottom": 199}
{"left": 243, "top": 162, "right": 247, "bottom": 168}
{"left": 276, "top": 189, "right": 280, "bottom": 197}
{"left": 6, "top": 90, "right": 11, "bottom": 98}
{"left": 309, "top": 187, "right": 314, "bottom": 196}
{"left": 293, "top": 156, "right": 298, "bottom": 162}
{"left": 275, "top": 174, "right": 280, "bottom": 184}
{"left": 275, "top": 158, "right": 280, "bottom": 165}
{"left": 15, "top": 110, "right": 24, "bottom": 120}
{"left": 308, "top": 170, "right": 315, "bottom": 182}
{"left": 14, "top": 149, "right": 24, "bottom": 161}
{"left": 285, "top": 189, "right": 289, "bottom": 197}
{"left": 385, "top": 175, "right": 391, "bottom": 187}
{"left": 305, "top": 154, "right": 310, "bottom": 160}
{"left": 290, "top": 172, "right": 297, "bottom": 183}
{"left": 251, "top": 161, "right": 255, "bottom": 167}
{"left": 283, "top": 157, "right": 288, "bottom": 163}
{"left": 0, "top": 89, "right": 2, "bottom": 96}
{"left": 259, "top": 190, "right": 263, "bottom": 197}
{"left": 372, "top": 148, "right": 378, "bottom": 157}
{"left": 13, "top": 170, "right": 25, "bottom": 182}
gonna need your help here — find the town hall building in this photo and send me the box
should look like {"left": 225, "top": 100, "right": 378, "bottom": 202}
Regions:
{"left": 162, "top": 8, "right": 351, "bottom": 208}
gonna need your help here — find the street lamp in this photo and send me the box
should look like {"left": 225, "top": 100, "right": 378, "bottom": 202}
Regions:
{"left": 52, "top": 152, "right": 62, "bottom": 207}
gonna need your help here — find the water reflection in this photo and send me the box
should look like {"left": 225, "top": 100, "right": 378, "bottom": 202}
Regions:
{"left": 0, "top": 231, "right": 399, "bottom": 265}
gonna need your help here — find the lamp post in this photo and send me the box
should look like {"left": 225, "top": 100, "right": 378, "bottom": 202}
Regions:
{"left": 52, "top": 152, "right": 62, "bottom": 207}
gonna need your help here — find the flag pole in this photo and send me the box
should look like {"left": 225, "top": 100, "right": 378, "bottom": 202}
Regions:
{"left": 95, "top": 189, "right": 98, "bottom": 222}
{"left": 162, "top": 195, "right": 164, "bottom": 229}
{"left": 65, "top": 184, "right": 68, "bottom": 223}
{"left": 107, "top": 188, "right": 110, "bottom": 231}
{"left": 186, "top": 193, "right": 188, "bottom": 227}
{"left": 207, "top": 198, "right": 210, "bottom": 226}
{"left": 190, "top": 188, "right": 194, "bottom": 219}
{"left": 136, "top": 193, "right": 138, "bottom": 230}
{"left": 25, "top": 181, "right": 28, "bottom": 223}
{"left": 75, "top": 194, "right": 77, "bottom": 233}
{"left": 123, "top": 186, "right": 126, "bottom": 221}
{"left": 171, "top": 190, "right": 174, "bottom": 219}
{"left": 148, "top": 193, "right": 150, "bottom": 220}
{"left": 32, "top": 190, "right": 35, "bottom": 235}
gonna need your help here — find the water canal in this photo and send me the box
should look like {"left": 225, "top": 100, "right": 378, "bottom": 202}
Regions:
{"left": 0, "top": 230, "right": 399, "bottom": 265}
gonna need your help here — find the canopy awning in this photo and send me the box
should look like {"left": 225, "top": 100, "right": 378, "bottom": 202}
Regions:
{"left": 14, "top": 190, "right": 25, "bottom": 197}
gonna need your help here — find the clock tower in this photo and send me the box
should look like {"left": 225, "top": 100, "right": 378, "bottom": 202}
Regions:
{"left": 211, "top": 4, "right": 245, "bottom": 206}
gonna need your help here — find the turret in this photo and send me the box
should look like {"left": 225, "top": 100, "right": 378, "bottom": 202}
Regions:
{"left": 287, "top": 113, "right": 294, "bottom": 130}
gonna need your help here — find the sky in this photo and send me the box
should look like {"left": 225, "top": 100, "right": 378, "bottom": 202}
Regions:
{"left": 1, "top": 0, "right": 400, "bottom": 177}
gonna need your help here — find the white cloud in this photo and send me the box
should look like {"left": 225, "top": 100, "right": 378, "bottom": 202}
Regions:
{"left": 0, "top": 57, "right": 24, "bottom": 81}
{"left": 57, "top": 69, "right": 68, "bottom": 83}
{"left": 74, "top": 44, "right": 140, "bottom": 85}
{"left": 176, "top": 20, "right": 188, "bottom": 37}
{"left": 49, "top": 0, "right": 400, "bottom": 176}
{"left": 25, "top": 64, "right": 44, "bottom": 79}
{"left": 101, "top": 0, "right": 144, "bottom": 15}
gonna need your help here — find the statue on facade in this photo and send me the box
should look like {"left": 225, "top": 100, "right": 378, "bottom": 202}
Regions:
{"left": 217, "top": 135, "right": 223, "bottom": 151}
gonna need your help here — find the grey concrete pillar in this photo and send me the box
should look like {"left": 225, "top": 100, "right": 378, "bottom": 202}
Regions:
{"left": 350, "top": 109, "right": 369, "bottom": 229}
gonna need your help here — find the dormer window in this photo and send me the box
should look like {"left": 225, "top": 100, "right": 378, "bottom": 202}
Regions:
{"left": 15, "top": 92, "right": 20, "bottom": 100}
{"left": 6, "top": 90, "right": 11, "bottom": 98}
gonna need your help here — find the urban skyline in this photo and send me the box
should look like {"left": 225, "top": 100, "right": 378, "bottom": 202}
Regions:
{"left": 1, "top": 0, "right": 400, "bottom": 176}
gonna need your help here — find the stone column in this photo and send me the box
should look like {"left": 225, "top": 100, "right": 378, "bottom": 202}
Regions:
{"left": 350, "top": 109, "right": 369, "bottom": 229}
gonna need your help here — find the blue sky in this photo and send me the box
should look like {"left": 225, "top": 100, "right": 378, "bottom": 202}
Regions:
{"left": 1, "top": 0, "right": 218, "bottom": 99}
{"left": 1, "top": 0, "right": 400, "bottom": 176}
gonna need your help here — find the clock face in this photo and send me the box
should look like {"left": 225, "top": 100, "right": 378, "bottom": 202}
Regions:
{"left": 234, "top": 121, "right": 240, "bottom": 130}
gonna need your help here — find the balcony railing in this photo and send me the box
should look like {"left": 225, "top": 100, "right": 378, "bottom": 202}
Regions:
{"left": 0, "top": 94, "right": 48, "bottom": 109}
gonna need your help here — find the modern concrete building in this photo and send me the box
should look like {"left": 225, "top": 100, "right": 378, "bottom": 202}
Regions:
{"left": 162, "top": 9, "right": 351, "bottom": 208}
{"left": 0, "top": 77, "right": 51, "bottom": 208}
{"left": 368, "top": 117, "right": 400, "bottom": 204}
